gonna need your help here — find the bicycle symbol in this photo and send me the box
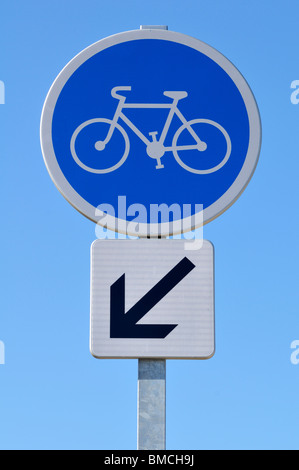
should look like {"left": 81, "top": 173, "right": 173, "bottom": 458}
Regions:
{"left": 70, "top": 86, "right": 232, "bottom": 174}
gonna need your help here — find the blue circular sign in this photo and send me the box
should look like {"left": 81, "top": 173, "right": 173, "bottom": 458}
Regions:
{"left": 41, "top": 29, "right": 261, "bottom": 237}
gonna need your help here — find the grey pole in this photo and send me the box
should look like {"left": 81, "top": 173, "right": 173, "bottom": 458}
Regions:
{"left": 137, "top": 359, "right": 166, "bottom": 450}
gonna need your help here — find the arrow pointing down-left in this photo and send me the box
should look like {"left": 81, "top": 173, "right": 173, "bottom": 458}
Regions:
{"left": 110, "top": 257, "right": 196, "bottom": 339}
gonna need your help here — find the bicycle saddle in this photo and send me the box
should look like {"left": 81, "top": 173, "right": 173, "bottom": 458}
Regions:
{"left": 163, "top": 91, "right": 188, "bottom": 100}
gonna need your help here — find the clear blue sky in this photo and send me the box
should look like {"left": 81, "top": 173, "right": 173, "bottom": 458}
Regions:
{"left": 1, "top": 0, "right": 299, "bottom": 450}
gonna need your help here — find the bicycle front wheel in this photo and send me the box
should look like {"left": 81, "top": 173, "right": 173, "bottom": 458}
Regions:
{"left": 172, "top": 119, "right": 232, "bottom": 175}
{"left": 70, "top": 118, "right": 130, "bottom": 174}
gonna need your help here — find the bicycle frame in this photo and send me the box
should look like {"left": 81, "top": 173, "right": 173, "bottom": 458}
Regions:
{"left": 103, "top": 92, "right": 203, "bottom": 152}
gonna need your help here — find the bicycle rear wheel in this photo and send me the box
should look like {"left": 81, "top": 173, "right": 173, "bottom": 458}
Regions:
{"left": 172, "top": 119, "right": 231, "bottom": 175}
{"left": 70, "top": 118, "right": 129, "bottom": 174}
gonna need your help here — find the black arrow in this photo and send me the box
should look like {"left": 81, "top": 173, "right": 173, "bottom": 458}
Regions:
{"left": 110, "top": 257, "right": 196, "bottom": 339}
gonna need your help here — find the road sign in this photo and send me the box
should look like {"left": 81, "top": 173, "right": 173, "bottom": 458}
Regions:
{"left": 40, "top": 28, "right": 261, "bottom": 237}
{"left": 90, "top": 239, "right": 215, "bottom": 359}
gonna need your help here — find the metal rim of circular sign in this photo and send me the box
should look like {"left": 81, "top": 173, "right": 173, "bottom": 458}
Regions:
{"left": 40, "top": 29, "right": 262, "bottom": 238}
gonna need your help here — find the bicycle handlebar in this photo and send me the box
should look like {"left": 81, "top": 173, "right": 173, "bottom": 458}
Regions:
{"left": 111, "top": 86, "right": 132, "bottom": 100}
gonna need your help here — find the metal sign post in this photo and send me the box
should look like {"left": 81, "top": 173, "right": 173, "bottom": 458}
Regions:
{"left": 138, "top": 359, "right": 166, "bottom": 450}
{"left": 41, "top": 23, "right": 261, "bottom": 450}
{"left": 90, "top": 238, "right": 215, "bottom": 449}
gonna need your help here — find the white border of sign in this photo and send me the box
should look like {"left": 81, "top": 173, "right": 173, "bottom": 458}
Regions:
{"left": 40, "top": 29, "right": 261, "bottom": 237}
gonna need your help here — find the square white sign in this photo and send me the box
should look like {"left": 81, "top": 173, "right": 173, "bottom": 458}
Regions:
{"left": 90, "top": 239, "right": 215, "bottom": 359}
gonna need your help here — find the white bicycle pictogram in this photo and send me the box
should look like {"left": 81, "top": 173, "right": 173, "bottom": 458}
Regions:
{"left": 70, "top": 86, "right": 232, "bottom": 174}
